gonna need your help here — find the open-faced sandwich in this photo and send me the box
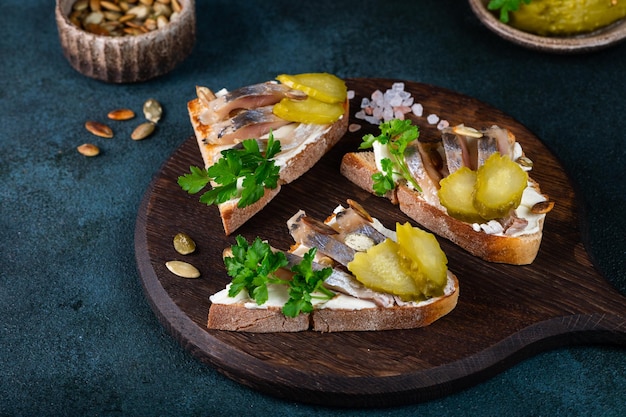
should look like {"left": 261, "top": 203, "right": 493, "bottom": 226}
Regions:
{"left": 178, "top": 73, "right": 349, "bottom": 235}
{"left": 341, "top": 120, "right": 554, "bottom": 265}
{"left": 207, "top": 200, "right": 459, "bottom": 332}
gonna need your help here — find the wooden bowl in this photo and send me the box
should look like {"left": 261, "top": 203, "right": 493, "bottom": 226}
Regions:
{"left": 55, "top": 0, "right": 196, "bottom": 83}
{"left": 468, "top": 0, "right": 626, "bottom": 53}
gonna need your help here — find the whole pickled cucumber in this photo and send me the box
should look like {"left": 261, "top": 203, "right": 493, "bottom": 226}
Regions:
{"left": 510, "top": 0, "right": 626, "bottom": 36}
{"left": 473, "top": 153, "right": 528, "bottom": 220}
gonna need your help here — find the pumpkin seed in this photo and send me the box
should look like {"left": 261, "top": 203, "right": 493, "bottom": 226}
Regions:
{"left": 73, "top": 0, "right": 89, "bottom": 11}
{"left": 126, "top": 4, "right": 150, "bottom": 20}
{"left": 165, "top": 261, "right": 200, "bottom": 279}
{"left": 451, "top": 124, "right": 483, "bottom": 138}
{"left": 173, "top": 232, "right": 196, "bottom": 255}
{"left": 100, "top": 0, "right": 122, "bottom": 12}
{"left": 77, "top": 143, "right": 100, "bottom": 157}
{"left": 83, "top": 11, "right": 104, "bottom": 25}
{"left": 156, "top": 14, "right": 169, "bottom": 29}
{"left": 69, "top": 0, "right": 180, "bottom": 36}
{"left": 118, "top": 13, "right": 137, "bottom": 23}
{"left": 89, "top": 0, "right": 101, "bottom": 12}
{"left": 143, "top": 98, "right": 162, "bottom": 123}
{"left": 107, "top": 108, "right": 135, "bottom": 120}
{"left": 348, "top": 123, "right": 362, "bottom": 133}
{"left": 131, "top": 122, "right": 155, "bottom": 140}
{"left": 531, "top": 200, "right": 555, "bottom": 214}
{"left": 85, "top": 120, "right": 113, "bottom": 138}
{"left": 517, "top": 156, "right": 534, "bottom": 168}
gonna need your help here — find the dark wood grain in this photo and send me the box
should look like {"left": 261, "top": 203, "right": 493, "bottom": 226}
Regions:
{"left": 134, "top": 78, "right": 626, "bottom": 407}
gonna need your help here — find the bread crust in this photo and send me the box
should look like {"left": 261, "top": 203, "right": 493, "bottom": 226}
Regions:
{"left": 207, "top": 273, "right": 459, "bottom": 333}
{"left": 217, "top": 186, "right": 282, "bottom": 236}
{"left": 208, "top": 303, "right": 310, "bottom": 332}
{"left": 341, "top": 151, "right": 545, "bottom": 264}
{"left": 187, "top": 97, "right": 349, "bottom": 235}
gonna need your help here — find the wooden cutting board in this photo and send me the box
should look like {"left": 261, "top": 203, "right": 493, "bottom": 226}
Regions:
{"left": 134, "top": 78, "right": 626, "bottom": 407}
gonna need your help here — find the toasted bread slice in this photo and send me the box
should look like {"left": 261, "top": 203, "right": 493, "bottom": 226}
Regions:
{"left": 187, "top": 97, "right": 349, "bottom": 235}
{"left": 341, "top": 151, "right": 547, "bottom": 264}
{"left": 208, "top": 272, "right": 458, "bottom": 333}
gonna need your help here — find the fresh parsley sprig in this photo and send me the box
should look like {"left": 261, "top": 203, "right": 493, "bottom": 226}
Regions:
{"left": 359, "top": 119, "right": 422, "bottom": 195}
{"left": 224, "top": 236, "right": 335, "bottom": 317}
{"left": 177, "top": 132, "right": 282, "bottom": 208}
{"left": 225, "top": 235, "right": 288, "bottom": 305}
{"left": 283, "top": 248, "right": 334, "bottom": 317}
{"left": 487, "top": 0, "right": 532, "bottom": 23}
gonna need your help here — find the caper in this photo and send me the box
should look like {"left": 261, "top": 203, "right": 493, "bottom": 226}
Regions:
{"left": 173, "top": 232, "right": 196, "bottom": 255}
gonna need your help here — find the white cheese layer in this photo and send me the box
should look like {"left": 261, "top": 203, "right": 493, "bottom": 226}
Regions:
{"left": 209, "top": 283, "right": 378, "bottom": 310}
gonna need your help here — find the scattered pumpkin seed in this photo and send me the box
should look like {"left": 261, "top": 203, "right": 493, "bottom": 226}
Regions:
{"left": 531, "top": 200, "right": 555, "bottom": 214}
{"left": 77, "top": 143, "right": 100, "bottom": 156}
{"left": 173, "top": 232, "right": 196, "bottom": 255}
{"left": 85, "top": 120, "right": 113, "bottom": 138}
{"left": 131, "top": 121, "right": 155, "bottom": 140}
{"left": 348, "top": 123, "right": 362, "bottom": 133}
{"left": 107, "top": 108, "right": 135, "bottom": 120}
{"left": 143, "top": 98, "right": 162, "bottom": 123}
{"left": 165, "top": 260, "right": 200, "bottom": 278}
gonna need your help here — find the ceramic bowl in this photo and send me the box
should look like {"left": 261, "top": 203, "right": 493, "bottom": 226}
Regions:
{"left": 55, "top": 0, "right": 196, "bottom": 83}
{"left": 468, "top": 0, "right": 626, "bottom": 54}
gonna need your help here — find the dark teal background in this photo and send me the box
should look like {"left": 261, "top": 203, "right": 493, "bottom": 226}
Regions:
{"left": 1, "top": 0, "right": 625, "bottom": 415}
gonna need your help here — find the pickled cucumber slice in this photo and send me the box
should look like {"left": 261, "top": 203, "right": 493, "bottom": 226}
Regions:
{"left": 396, "top": 222, "right": 447, "bottom": 298}
{"left": 273, "top": 96, "right": 345, "bottom": 124}
{"left": 473, "top": 153, "right": 528, "bottom": 220}
{"left": 509, "top": 0, "right": 626, "bottom": 36}
{"left": 347, "top": 238, "right": 424, "bottom": 301}
{"left": 438, "top": 167, "right": 485, "bottom": 223}
{"left": 277, "top": 73, "right": 347, "bottom": 104}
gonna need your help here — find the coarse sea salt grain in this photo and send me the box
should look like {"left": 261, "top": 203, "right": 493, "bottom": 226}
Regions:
{"left": 355, "top": 82, "right": 446, "bottom": 127}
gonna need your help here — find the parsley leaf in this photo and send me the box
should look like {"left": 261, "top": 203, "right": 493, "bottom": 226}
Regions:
{"left": 177, "top": 165, "right": 211, "bottom": 194}
{"left": 225, "top": 235, "right": 289, "bottom": 305}
{"left": 487, "top": 0, "right": 532, "bottom": 23}
{"left": 177, "top": 132, "right": 281, "bottom": 209}
{"left": 371, "top": 158, "right": 395, "bottom": 195}
{"left": 359, "top": 119, "right": 422, "bottom": 195}
{"left": 222, "top": 237, "right": 335, "bottom": 317}
{"left": 283, "top": 248, "right": 334, "bottom": 317}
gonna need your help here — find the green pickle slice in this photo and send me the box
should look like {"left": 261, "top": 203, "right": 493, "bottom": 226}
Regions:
{"left": 438, "top": 167, "right": 485, "bottom": 223}
{"left": 276, "top": 73, "right": 347, "bottom": 104}
{"left": 273, "top": 96, "right": 345, "bottom": 124}
{"left": 348, "top": 238, "right": 424, "bottom": 301}
{"left": 473, "top": 153, "right": 528, "bottom": 220}
{"left": 396, "top": 222, "right": 447, "bottom": 298}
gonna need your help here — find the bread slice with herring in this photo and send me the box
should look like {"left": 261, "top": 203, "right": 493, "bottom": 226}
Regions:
{"left": 207, "top": 202, "right": 459, "bottom": 333}
{"left": 186, "top": 75, "right": 349, "bottom": 235}
{"left": 341, "top": 123, "right": 553, "bottom": 265}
